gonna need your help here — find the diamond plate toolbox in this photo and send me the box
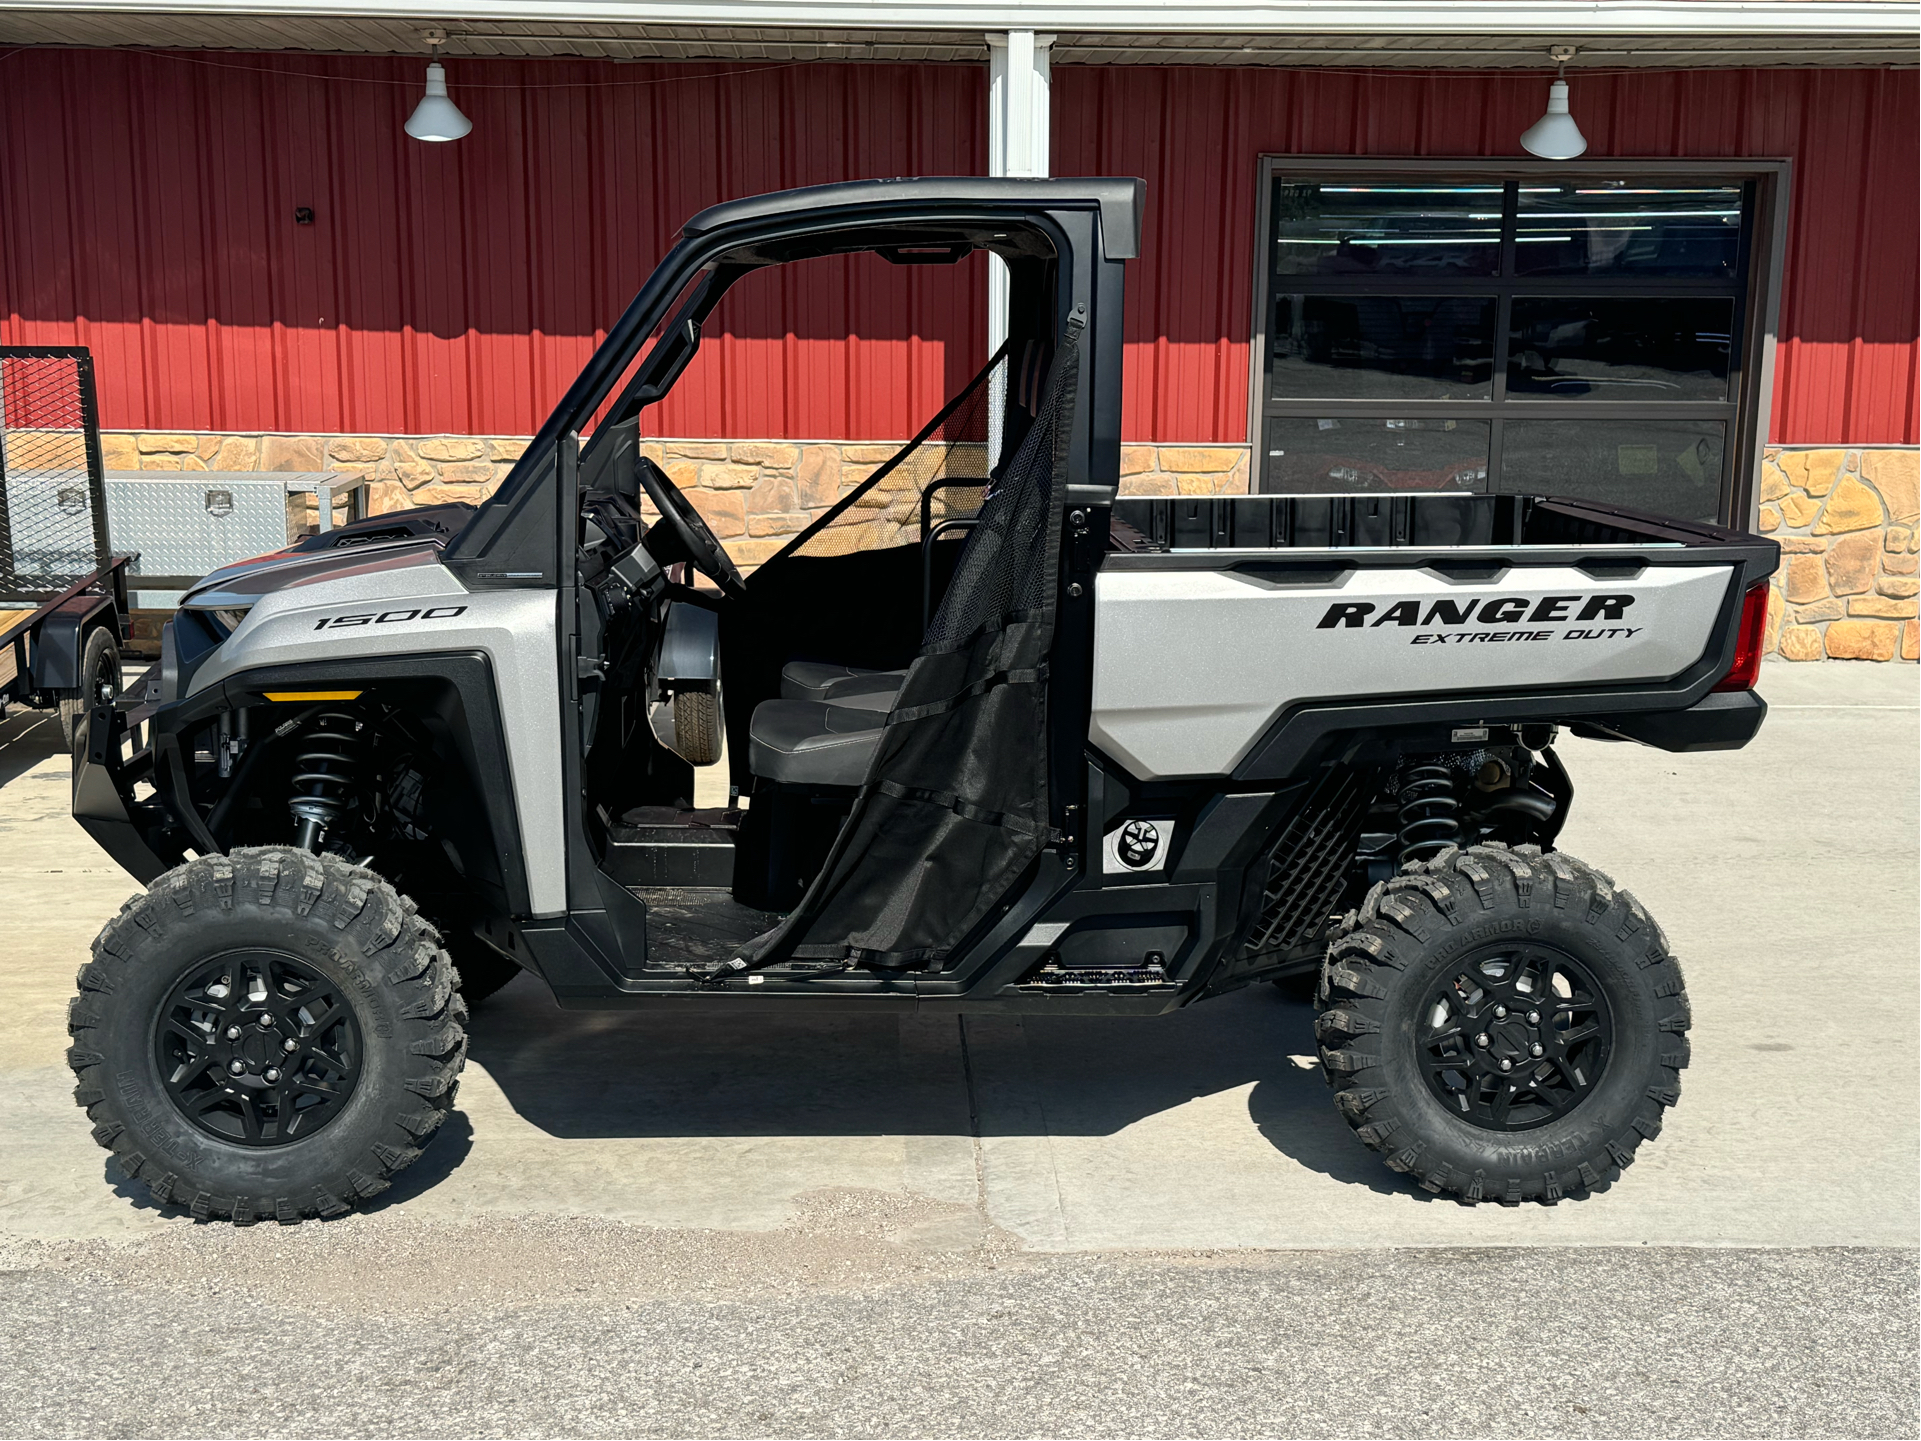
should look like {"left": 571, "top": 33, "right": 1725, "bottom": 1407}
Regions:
{"left": 105, "top": 474, "right": 291, "bottom": 586}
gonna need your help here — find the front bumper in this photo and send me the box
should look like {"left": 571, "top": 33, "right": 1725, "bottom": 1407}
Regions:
{"left": 71, "top": 679, "right": 185, "bottom": 884}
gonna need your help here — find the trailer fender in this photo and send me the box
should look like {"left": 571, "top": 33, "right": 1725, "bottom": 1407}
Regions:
{"left": 30, "top": 593, "right": 115, "bottom": 692}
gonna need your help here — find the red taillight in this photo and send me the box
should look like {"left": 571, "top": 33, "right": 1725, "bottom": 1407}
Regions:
{"left": 1713, "top": 581, "right": 1771, "bottom": 692}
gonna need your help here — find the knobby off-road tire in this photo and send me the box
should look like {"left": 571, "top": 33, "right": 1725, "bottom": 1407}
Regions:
{"left": 1316, "top": 842, "right": 1690, "bottom": 1205}
{"left": 68, "top": 847, "right": 467, "bottom": 1223}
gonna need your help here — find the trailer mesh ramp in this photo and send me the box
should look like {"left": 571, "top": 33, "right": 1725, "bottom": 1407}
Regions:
{"left": 0, "top": 348, "right": 110, "bottom": 602}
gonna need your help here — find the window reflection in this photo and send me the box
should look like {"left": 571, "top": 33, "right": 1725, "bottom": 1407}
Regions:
{"left": 1507, "top": 297, "right": 1733, "bottom": 400}
{"left": 1272, "top": 182, "right": 1502, "bottom": 277}
{"left": 1515, "top": 185, "right": 1743, "bottom": 277}
{"left": 1501, "top": 419, "right": 1725, "bottom": 520}
{"left": 1269, "top": 295, "right": 1495, "bottom": 400}
{"left": 1264, "top": 418, "right": 1490, "bottom": 494}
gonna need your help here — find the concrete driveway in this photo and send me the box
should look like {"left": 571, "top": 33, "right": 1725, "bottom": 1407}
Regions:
{"left": 0, "top": 661, "right": 1914, "bottom": 1437}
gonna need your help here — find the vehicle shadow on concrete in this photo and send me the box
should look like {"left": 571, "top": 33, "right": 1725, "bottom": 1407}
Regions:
{"left": 0, "top": 709, "right": 65, "bottom": 788}
{"left": 463, "top": 976, "right": 1419, "bottom": 1199}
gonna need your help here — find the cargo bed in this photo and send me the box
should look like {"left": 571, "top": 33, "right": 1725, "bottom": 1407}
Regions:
{"left": 1095, "top": 492, "right": 1775, "bottom": 780}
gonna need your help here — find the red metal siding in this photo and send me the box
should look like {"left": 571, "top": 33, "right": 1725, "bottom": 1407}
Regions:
{"left": 1053, "top": 65, "right": 1919, "bottom": 445}
{"left": 5, "top": 52, "right": 1912, "bottom": 448}
{"left": 0, "top": 50, "right": 986, "bottom": 439}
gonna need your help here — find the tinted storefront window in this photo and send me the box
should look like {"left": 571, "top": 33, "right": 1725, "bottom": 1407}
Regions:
{"left": 1256, "top": 173, "right": 1753, "bottom": 523}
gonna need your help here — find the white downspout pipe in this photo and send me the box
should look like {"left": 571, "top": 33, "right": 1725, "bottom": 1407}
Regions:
{"left": 987, "top": 30, "right": 1051, "bottom": 468}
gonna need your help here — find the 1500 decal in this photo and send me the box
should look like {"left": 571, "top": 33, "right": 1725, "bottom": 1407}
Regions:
{"left": 312, "top": 605, "right": 468, "bottom": 630}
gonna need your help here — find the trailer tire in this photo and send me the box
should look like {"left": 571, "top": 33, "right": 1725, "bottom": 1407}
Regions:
{"left": 58, "top": 625, "right": 119, "bottom": 753}
{"left": 1316, "top": 843, "right": 1688, "bottom": 1205}
{"left": 67, "top": 847, "right": 467, "bottom": 1223}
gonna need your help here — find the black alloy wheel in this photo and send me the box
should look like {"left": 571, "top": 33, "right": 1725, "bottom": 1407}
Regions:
{"left": 155, "top": 950, "right": 363, "bottom": 1146}
{"left": 1316, "top": 843, "right": 1691, "bottom": 1204}
{"left": 70, "top": 848, "right": 467, "bottom": 1222}
{"left": 1417, "top": 945, "right": 1613, "bottom": 1131}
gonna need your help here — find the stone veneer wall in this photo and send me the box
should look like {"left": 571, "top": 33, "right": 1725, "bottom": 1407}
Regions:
{"left": 1757, "top": 448, "right": 1918, "bottom": 662}
{"left": 100, "top": 431, "right": 1917, "bottom": 661}
{"left": 99, "top": 431, "right": 1252, "bottom": 569}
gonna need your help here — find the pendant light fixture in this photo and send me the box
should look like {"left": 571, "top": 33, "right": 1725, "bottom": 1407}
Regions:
{"left": 1520, "top": 46, "right": 1587, "bottom": 160}
{"left": 405, "top": 30, "right": 471, "bottom": 143}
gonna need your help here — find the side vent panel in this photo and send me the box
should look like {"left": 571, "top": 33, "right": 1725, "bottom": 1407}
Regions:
{"left": 1214, "top": 765, "right": 1372, "bottom": 991}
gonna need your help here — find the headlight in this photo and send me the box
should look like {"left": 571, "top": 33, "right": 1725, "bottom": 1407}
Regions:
{"left": 161, "top": 606, "right": 244, "bottom": 703}
{"left": 178, "top": 602, "right": 255, "bottom": 640}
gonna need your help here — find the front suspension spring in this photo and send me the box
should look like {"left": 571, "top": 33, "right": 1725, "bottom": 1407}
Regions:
{"left": 287, "top": 710, "right": 367, "bottom": 853}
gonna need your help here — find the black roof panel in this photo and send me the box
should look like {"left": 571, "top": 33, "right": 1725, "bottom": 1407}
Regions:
{"left": 681, "top": 176, "right": 1145, "bottom": 259}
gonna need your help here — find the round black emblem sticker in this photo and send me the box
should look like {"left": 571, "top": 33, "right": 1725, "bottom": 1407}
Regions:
{"left": 1118, "top": 819, "right": 1161, "bottom": 869}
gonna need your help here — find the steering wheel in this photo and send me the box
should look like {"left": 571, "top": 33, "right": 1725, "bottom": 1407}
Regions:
{"left": 634, "top": 456, "right": 748, "bottom": 600}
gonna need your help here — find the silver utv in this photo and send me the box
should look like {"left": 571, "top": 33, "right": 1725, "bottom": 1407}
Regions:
{"left": 67, "top": 179, "right": 1777, "bottom": 1220}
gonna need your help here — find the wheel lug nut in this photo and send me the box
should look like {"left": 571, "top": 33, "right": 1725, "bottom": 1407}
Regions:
{"left": 257, "top": 1014, "right": 276, "bottom": 1029}
{"left": 1475, "top": 1033, "right": 1490, "bottom": 1048}
{"left": 1527, "top": 1011, "right": 1540, "bottom": 1025}
{"left": 225, "top": 1026, "right": 242, "bottom": 1040}
{"left": 264, "top": 1068, "right": 280, "bottom": 1083}
{"left": 1499, "top": 1058, "right": 1513, "bottom": 1072}
{"left": 283, "top": 1038, "right": 298, "bottom": 1052}
{"left": 227, "top": 1060, "right": 245, "bottom": 1075}
{"left": 1531, "top": 1043, "right": 1544, "bottom": 1057}
{"left": 1494, "top": 1006, "right": 1507, "bottom": 1020}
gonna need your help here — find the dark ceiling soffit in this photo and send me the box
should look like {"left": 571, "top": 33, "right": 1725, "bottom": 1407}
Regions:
{"left": 680, "top": 178, "right": 1145, "bottom": 260}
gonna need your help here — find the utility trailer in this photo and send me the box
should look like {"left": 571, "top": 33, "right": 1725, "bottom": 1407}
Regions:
{"left": 0, "top": 348, "right": 130, "bottom": 743}
{"left": 65, "top": 179, "right": 1777, "bottom": 1222}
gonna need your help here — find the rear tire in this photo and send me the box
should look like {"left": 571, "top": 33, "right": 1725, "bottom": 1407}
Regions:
{"left": 67, "top": 847, "right": 467, "bottom": 1223}
{"left": 1316, "top": 843, "right": 1689, "bottom": 1205}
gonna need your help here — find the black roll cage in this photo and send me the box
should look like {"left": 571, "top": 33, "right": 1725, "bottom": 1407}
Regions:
{"left": 443, "top": 177, "right": 1143, "bottom": 595}
{"left": 436, "top": 178, "right": 1139, "bottom": 968}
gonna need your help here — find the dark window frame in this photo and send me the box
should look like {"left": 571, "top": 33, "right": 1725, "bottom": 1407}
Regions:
{"left": 1247, "top": 156, "right": 1790, "bottom": 527}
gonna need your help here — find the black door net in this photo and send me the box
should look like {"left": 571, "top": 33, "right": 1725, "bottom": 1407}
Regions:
{"left": 732, "top": 323, "right": 1082, "bottom": 972}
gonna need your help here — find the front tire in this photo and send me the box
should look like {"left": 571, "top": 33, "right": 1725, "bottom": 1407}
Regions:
{"left": 67, "top": 848, "right": 467, "bottom": 1223}
{"left": 1316, "top": 843, "right": 1689, "bottom": 1204}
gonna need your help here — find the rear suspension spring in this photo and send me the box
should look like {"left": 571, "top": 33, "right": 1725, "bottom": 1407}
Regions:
{"left": 287, "top": 710, "right": 367, "bottom": 853}
{"left": 1396, "top": 763, "right": 1461, "bottom": 865}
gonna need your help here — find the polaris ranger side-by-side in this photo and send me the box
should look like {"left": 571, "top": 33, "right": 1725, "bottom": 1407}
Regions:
{"left": 68, "top": 179, "right": 1777, "bottom": 1221}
